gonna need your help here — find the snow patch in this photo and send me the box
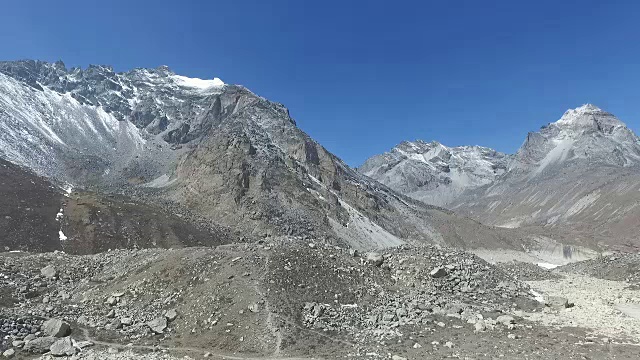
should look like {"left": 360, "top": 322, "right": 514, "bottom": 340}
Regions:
{"left": 171, "top": 74, "right": 224, "bottom": 90}
{"left": 537, "top": 262, "right": 560, "bottom": 269}
{"left": 59, "top": 230, "right": 68, "bottom": 241}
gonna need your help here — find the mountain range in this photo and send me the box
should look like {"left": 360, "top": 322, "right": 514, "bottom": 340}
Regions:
{"left": 1, "top": 59, "right": 637, "bottom": 257}
{"left": 362, "top": 104, "right": 640, "bottom": 251}
{"left": 0, "top": 60, "right": 538, "bottom": 255}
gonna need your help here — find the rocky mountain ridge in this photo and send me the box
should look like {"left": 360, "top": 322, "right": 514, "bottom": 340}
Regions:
{"left": 359, "top": 140, "right": 509, "bottom": 206}
{"left": 0, "top": 59, "right": 537, "bottom": 253}
{"left": 362, "top": 104, "right": 640, "bottom": 251}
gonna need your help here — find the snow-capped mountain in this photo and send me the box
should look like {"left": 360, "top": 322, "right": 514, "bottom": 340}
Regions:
{"left": 511, "top": 104, "right": 640, "bottom": 174}
{"left": 0, "top": 59, "right": 531, "bottom": 253}
{"left": 360, "top": 104, "right": 640, "bottom": 251}
{"left": 452, "top": 105, "right": 640, "bottom": 251}
{"left": 359, "top": 140, "right": 509, "bottom": 206}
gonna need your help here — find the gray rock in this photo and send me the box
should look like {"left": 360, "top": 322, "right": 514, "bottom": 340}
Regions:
{"left": 120, "top": 317, "right": 133, "bottom": 326}
{"left": 392, "top": 356, "right": 407, "bottom": 360}
{"left": 366, "top": 252, "right": 384, "bottom": 267}
{"left": 544, "top": 295, "right": 570, "bottom": 308}
{"left": 496, "top": 315, "right": 515, "bottom": 325}
{"left": 2, "top": 349, "right": 15, "bottom": 358}
{"left": 105, "top": 296, "right": 118, "bottom": 306}
{"left": 147, "top": 317, "right": 168, "bottom": 334}
{"left": 11, "top": 340, "right": 24, "bottom": 348}
{"left": 50, "top": 337, "right": 76, "bottom": 357}
{"left": 430, "top": 267, "right": 448, "bottom": 278}
{"left": 73, "top": 340, "right": 94, "bottom": 349}
{"left": 43, "top": 318, "right": 71, "bottom": 337}
{"left": 24, "top": 336, "right": 56, "bottom": 353}
{"left": 165, "top": 309, "right": 178, "bottom": 322}
{"left": 41, "top": 265, "right": 58, "bottom": 279}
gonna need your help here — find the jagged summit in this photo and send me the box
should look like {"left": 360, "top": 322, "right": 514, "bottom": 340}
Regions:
{"left": 513, "top": 104, "right": 640, "bottom": 172}
{"left": 554, "top": 104, "right": 626, "bottom": 130}
{"left": 360, "top": 139, "right": 508, "bottom": 206}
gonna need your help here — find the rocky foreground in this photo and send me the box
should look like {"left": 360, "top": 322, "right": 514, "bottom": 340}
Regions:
{"left": 1, "top": 243, "right": 639, "bottom": 359}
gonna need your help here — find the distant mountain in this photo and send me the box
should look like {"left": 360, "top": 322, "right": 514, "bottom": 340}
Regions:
{"left": 362, "top": 104, "right": 640, "bottom": 251}
{"left": 0, "top": 60, "right": 533, "bottom": 253}
{"left": 359, "top": 140, "right": 509, "bottom": 206}
{"left": 453, "top": 104, "right": 640, "bottom": 251}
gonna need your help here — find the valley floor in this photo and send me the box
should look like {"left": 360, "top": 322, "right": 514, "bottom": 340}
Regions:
{"left": 2, "top": 244, "right": 640, "bottom": 359}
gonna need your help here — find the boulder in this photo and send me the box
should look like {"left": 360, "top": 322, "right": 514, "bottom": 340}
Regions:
{"left": 544, "top": 295, "right": 570, "bottom": 308}
{"left": 2, "top": 349, "right": 15, "bottom": 358}
{"left": 165, "top": 309, "right": 178, "bottom": 322}
{"left": 41, "top": 265, "right": 58, "bottom": 279}
{"left": 496, "top": 315, "right": 515, "bottom": 325}
{"left": 366, "top": 252, "right": 384, "bottom": 267}
{"left": 147, "top": 317, "right": 168, "bottom": 334}
{"left": 24, "top": 336, "right": 56, "bottom": 353}
{"left": 43, "top": 318, "right": 71, "bottom": 337}
{"left": 50, "top": 337, "right": 76, "bottom": 357}
{"left": 430, "top": 267, "right": 448, "bottom": 278}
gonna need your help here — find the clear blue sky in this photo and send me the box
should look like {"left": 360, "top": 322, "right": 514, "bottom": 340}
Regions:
{"left": 2, "top": 1, "right": 640, "bottom": 166}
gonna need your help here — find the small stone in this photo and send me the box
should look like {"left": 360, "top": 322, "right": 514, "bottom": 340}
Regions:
{"left": 430, "top": 267, "right": 448, "bottom": 278}
{"left": 444, "top": 341, "right": 454, "bottom": 348}
{"left": 41, "top": 265, "right": 58, "bottom": 279}
{"left": 248, "top": 303, "right": 259, "bottom": 313}
{"left": 308, "top": 243, "right": 316, "bottom": 249}
{"left": 392, "top": 356, "right": 407, "bottom": 360}
{"left": 43, "top": 318, "right": 71, "bottom": 337}
{"left": 165, "top": 309, "right": 178, "bottom": 322}
{"left": 474, "top": 320, "right": 486, "bottom": 332}
{"left": 12, "top": 340, "right": 24, "bottom": 348}
{"left": 121, "top": 317, "right": 133, "bottom": 326}
{"left": 106, "top": 309, "right": 116, "bottom": 318}
{"left": 365, "top": 252, "right": 384, "bottom": 267}
{"left": 413, "top": 342, "right": 422, "bottom": 348}
{"left": 73, "top": 340, "right": 94, "bottom": 349}
{"left": 349, "top": 248, "right": 358, "bottom": 257}
{"left": 105, "top": 296, "right": 118, "bottom": 306}
{"left": 107, "top": 347, "right": 119, "bottom": 354}
{"left": 50, "top": 337, "right": 76, "bottom": 356}
{"left": 507, "top": 333, "right": 517, "bottom": 339}
{"left": 2, "top": 349, "right": 15, "bottom": 358}
{"left": 204, "top": 353, "right": 212, "bottom": 358}
{"left": 147, "top": 317, "right": 168, "bottom": 334}
{"left": 437, "top": 321, "right": 446, "bottom": 327}
{"left": 496, "top": 315, "right": 515, "bottom": 325}
{"left": 544, "top": 296, "right": 570, "bottom": 308}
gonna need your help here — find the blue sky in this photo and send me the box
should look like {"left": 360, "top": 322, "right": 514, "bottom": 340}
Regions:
{"left": 2, "top": 0, "right": 640, "bottom": 166}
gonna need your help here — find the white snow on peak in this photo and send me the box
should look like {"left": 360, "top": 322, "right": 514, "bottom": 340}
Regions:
{"left": 556, "top": 104, "right": 624, "bottom": 127}
{"left": 171, "top": 74, "right": 225, "bottom": 90}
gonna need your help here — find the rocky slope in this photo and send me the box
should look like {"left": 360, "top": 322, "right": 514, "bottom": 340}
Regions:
{"left": 0, "top": 158, "right": 230, "bottom": 254}
{"left": 3, "top": 244, "right": 639, "bottom": 359}
{"left": 0, "top": 60, "right": 531, "bottom": 253}
{"left": 360, "top": 140, "right": 509, "bottom": 206}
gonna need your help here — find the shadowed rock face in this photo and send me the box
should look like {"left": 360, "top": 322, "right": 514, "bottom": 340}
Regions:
{"left": 0, "top": 60, "right": 537, "bottom": 252}
{"left": 0, "top": 158, "right": 232, "bottom": 253}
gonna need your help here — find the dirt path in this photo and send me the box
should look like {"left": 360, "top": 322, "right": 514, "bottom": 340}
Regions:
{"left": 524, "top": 274, "right": 640, "bottom": 343}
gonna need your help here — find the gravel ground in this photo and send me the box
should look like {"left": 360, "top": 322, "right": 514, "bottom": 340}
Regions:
{"left": 524, "top": 274, "right": 640, "bottom": 343}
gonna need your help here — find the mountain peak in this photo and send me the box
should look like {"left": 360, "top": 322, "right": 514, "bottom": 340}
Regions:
{"left": 555, "top": 104, "right": 625, "bottom": 128}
